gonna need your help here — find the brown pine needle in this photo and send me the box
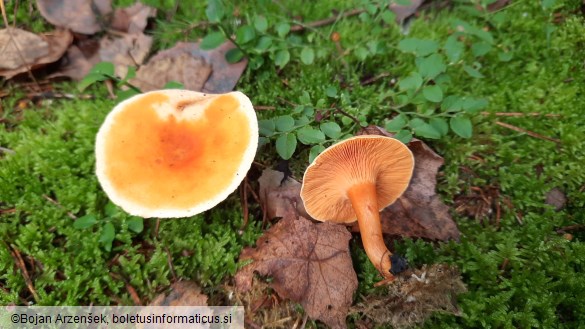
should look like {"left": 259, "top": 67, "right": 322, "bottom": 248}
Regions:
{"left": 8, "top": 244, "right": 40, "bottom": 302}
{"left": 42, "top": 194, "right": 77, "bottom": 219}
{"left": 495, "top": 121, "right": 561, "bottom": 143}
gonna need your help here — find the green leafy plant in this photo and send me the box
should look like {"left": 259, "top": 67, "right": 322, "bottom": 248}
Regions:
{"left": 73, "top": 202, "right": 144, "bottom": 252}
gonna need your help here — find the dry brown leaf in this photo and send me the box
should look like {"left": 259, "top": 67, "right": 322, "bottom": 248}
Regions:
{"left": 352, "top": 264, "right": 466, "bottom": 329}
{"left": 545, "top": 187, "right": 567, "bottom": 211}
{"left": 0, "top": 28, "right": 73, "bottom": 79}
{"left": 390, "top": 0, "right": 424, "bottom": 23}
{"left": 50, "top": 44, "right": 101, "bottom": 81}
{"left": 351, "top": 126, "right": 460, "bottom": 241}
{"left": 36, "top": 0, "right": 112, "bottom": 34}
{"left": 111, "top": 2, "right": 157, "bottom": 34}
{"left": 258, "top": 169, "right": 310, "bottom": 220}
{"left": 487, "top": 0, "right": 511, "bottom": 12}
{"left": 131, "top": 41, "right": 247, "bottom": 93}
{"left": 99, "top": 33, "right": 153, "bottom": 78}
{"left": 0, "top": 28, "right": 48, "bottom": 70}
{"left": 130, "top": 52, "right": 212, "bottom": 92}
{"left": 149, "top": 281, "right": 208, "bottom": 306}
{"left": 235, "top": 216, "right": 358, "bottom": 329}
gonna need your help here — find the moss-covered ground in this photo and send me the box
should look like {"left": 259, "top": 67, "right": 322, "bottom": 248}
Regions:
{"left": 1, "top": 0, "right": 584, "bottom": 328}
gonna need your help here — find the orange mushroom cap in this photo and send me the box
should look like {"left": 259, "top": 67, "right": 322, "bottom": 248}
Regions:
{"left": 300, "top": 135, "right": 414, "bottom": 223}
{"left": 95, "top": 89, "right": 258, "bottom": 218}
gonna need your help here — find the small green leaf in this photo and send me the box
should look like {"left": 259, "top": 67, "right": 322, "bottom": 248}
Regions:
{"left": 443, "top": 36, "right": 464, "bottom": 63}
{"left": 325, "top": 86, "right": 337, "bottom": 98}
{"left": 274, "top": 49, "right": 290, "bottom": 68}
{"left": 205, "top": 0, "right": 225, "bottom": 23}
{"left": 398, "top": 38, "right": 439, "bottom": 57}
{"left": 409, "top": 117, "right": 425, "bottom": 128}
{"left": 422, "top": 85, "right": 444, "bottom": 102}
{"left": 258, "top": 119, "right": 275, "bottom": 136}
{"left": 381, "top": 10, "right": 396, "bottom": 24}
{"left": 297, "top": 126, "right": 325, "bottom": 144}
{"left": 398, "top": 72, "right": 423, "bottom": 91}
{"left": 320, "top": 122, "right": 342, "bottom": 139}
{"left": 275, "top": 22, "right": 290, "bottom": 37}
{"left": 430, "top": 117, "right": 448, "bottom": 136}
{"left": 416, "top": 53, "right": 446, "bottom": 79}
{"left": 127, "top": 217, "right": 144, "bottom": 234}
{"left": 73, "top": 215, "right": 97, "bottom": 229}
{"left": 115, "top": 89, "right": 140, "bottom": 101}
{"left": 163, "top": 81, "right": 185, "bottom": 89}
{"left": 471, "top": 41, "right": 492, "bottom": 57}
{"left": 295, "top": 115, "right": 310, "bottom": 126}
{"left": 462, "top": 97, "right": 488, "bottom": 114}
{"left": 236, "top": 25, "right": 256, "bottom": 44}
{"left": 385, "top": 114, "right": 408, "bottom": 132}
{"left": 299, "top": 91, "right": 311, "bottom": 104}
{"left": 255, "top": 36, "right": 272, "bottom": 52}
{"left": 275, "top": 133, "right": 297, "bottom": 160}
{"left": 104, "top": 202, "right": 118, "bottom": 217}
{"left": 354, "top": 47, "right": 369, "bottom": 61}
{"left": 90, "top": 61, "right": 115, "bottom": 76}
{"left": 309, "top": 145, "right": 326, "bottom": 163}
{"left": 225, "top": 48, "right": 245, "bottom": 63}
{"left": 254, "top": 15, "right": 268, "bottom": 33}
{"left": 200, "top": 32, "right": 226, "bottom": 50}
{"left": 394, "top": 129, "right": 413, "bottom": 143}
{"left": 441, "top": 95, "right": 463, "bottom": 112}
{"left": 463, "top": 65, "right": 484, "bottom": 78}
{"left": 300, "top": 47, "right": 315, "bottom": 65}
{"left": 498, "top": 51, "right": 513, "bottom": 62}
{"left": 450, "top": 116, "right": 473, "bottom": 138}
{"left": 99, "top": 222, "right": 116, "bottom": 251}
{"left": 123, "top": 66, "right": 136, "bottom": 80}
{"left": 78, "top": 73, "right": 107, "bottom": 91}
{"left": 413, "top": 123, "right": 441, "bottom": 139}
{"left": 275, "top": 115, "right": 295, "bottom": 132}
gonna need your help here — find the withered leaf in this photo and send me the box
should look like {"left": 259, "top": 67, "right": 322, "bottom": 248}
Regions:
{"left": 0, "top": 28, "right": 73, "bottom": 79}
{"left": 111, "top": 2, "right": 157, "bottom": 34}
{"left": 36, "top": 0, "right": 112, "bottom": 34}
{"left": 132, "top": 41, "right": 247, "bottom": 93}
{"left": 354, "top": 126, "right": 461, "bottom": 241}
{"left": 99, "top": 33, "right": 153, "bottom": 78}
{"left": 545, "top": 187, "right": 566, "bottom": 211}
{"left": 50, "top": 44, "right": 101, "bottom": 81}
{"left": 130, "top": 52, "right": 212, "bottom": 92}
{"left": 149, "top": 281, "right": 208, "bottom": 306}
{"left": 258, "top": 168, "right": 310, "bottom": 220}
{"left": 389, "top": 0, "right": 423, "bottom": 23}
{"left": 235, "top": 216, "right": 358, "bottom": 329}
{"left": 352, "top": 264, "right": 466, "bottom": 329}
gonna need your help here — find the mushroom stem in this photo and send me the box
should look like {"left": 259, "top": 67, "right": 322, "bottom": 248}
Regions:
{"left": 347, "top": 182, "right": 393, "bottom": 279}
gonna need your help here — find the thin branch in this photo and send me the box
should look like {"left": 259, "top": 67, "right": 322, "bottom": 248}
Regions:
{"left": 483, "top": 112, "right": 560, "bottom": 118}
{"left": 495, "top": 121, "right": 561, "bottom": 143}
{"left": 290, "top": 8, "right": 365, "bottom": 32}
{"left": 43, "top": 194, "right": 77, "bottom": 219}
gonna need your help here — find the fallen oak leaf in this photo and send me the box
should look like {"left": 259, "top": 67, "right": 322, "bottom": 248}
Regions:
{"left": 354, "top": 126, "right": 461, "bottom": 241}
{"left": 235, "top": 216, "right": 358, "bottom": 329}
{"left": 36, "top": 0, "right": 112, "bottom": 34}
{"left": 0, "top": 28, "right": 73, "bottom": 79}
{"left": 149, "top": 281, "right": 208, "bottom": 306}
{"left": 258, "top": 168, "right": 310, "bottom": 220}
{"left": 110, "top": 2, "right": 157, "bottom": 34}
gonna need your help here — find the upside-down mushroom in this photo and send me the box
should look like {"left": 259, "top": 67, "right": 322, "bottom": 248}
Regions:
{"left": 300, "top": 135, "right": 414, "bottom": 280}
{"left": 95, "top": 89, "right": 258, "bottom": 218}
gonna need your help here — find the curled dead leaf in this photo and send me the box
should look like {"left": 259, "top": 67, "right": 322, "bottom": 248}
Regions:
{"left": 353, "top": 126, "right": 461, "bottom": 241}
{"left": 36, "top": 0, "right": 112, "bottom": 34}
{"left": 390, "top": 0, "right": 424, "bottom": 23}
{"left": 131, "top": 41, "right": 247, "bottom": 93}
{"left": 258, "top": 169, "right": 310, "bottom": 220}
{"left": 235, "top": 216, "right": 357, "bottom": 329}
{"left": 0, "top": 28, "right": 73, "bottom": 79}
{"left": 111, "top": 2, "right": 157, "bottom": 34}
{"left": 99, "top": 33, "right": 153, "bottom": 78}
{"left": 149, "top": 281, "right": 208, "bottom": 306}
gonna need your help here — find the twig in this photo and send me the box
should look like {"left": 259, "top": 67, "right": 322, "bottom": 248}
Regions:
{"left": 482, "top": 112, "right": 560, "bottom": 117}
{"left": 361, "top": 72, "right": 392, "bottom": 86}
{"left": 164, "top": 247, "right": 177, "bottom": 282}
{"left": 290, "top": 8, "right": 365, "bottom": 32}
{"left": 0, "top": 146, "right": 15, "bottom": 155}
{"left": 495, "top": 121, "right": 561, "bottom": 143}
{"left": 125, "top": 282, "right": 142, "bottom": 305}
{"left": 556, "top": 224, "right": 584, "bottom": 234}
{"left": 7, "top": 244, "right": 40, "bottom": 302}
{"left": 42, "top": 194, "right": 77, "bottom": 220}
{"left": 254, "top": 105, "right": 276, "bottom": 111}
